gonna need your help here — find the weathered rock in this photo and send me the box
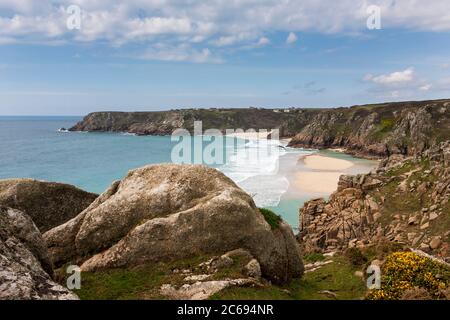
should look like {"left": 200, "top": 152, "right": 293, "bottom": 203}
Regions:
{"left": 0, "top": 207, "right": 78, "bottom": 300}
{"left": 430, "top": 237, "right": 442, "bottom": 250}
{"left": 0, "top": 179, "right": 97, "bottom": 232}
{"left": 244, "top": 259, "right": 262, "bottom": 279}
{"left": 210, "top": 256, "right": 234, "bottom": 271}
{"left": 354, "top": 271, "right": 364, "bottom": 278}
{"left": 298, "top": 141, "right": 450, "bottom": 257}
{"left": 160, "top": 278, "right": 261, "bottom": 300}
{"left": 69, "top": 108, "right": 303, "bottom": 137}
{"left": 45, "top": 164, "right": 303, "bottom": 284}
{"left": 420, "top": 222, "right": 430, "bottom": 230}
{"left": 289, "top": 100, "right": 450, "bottom": 158}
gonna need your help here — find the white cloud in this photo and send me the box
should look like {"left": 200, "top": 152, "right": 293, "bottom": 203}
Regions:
{"left": 211, "top": 32, "right": 256, "bottom": 47}
{"left": 257, "top": 37, "right": 270, "bottom": 46}
{"left": 286, "top": 32, "right": 297, "bottom": 44}
{"left": 364, "top": 67, "right": 415, "bottom": 85}
{"left": 363, "top": 67, "right": 450, "bottom": 99}
{"left": 419, "top": 83, "right": 432, "bottom": 91}
{"left": 1, "top": 1, "right": 450, "bottom": 63}
{"left": 137, "top": 44, "right": 222, "bottom": 63}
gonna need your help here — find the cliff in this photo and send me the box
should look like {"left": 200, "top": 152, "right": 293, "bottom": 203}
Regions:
{"left": 298, "top": 141, "right": 450, "bottom": 261}
{"left": 288, "top": 99, "right": 450, "bottom": 158}
{"left": 69, "top": 108, "right": 308, "bottom": 137}
{"left": 70, "top": 99, "right": 450, "bottom": 158}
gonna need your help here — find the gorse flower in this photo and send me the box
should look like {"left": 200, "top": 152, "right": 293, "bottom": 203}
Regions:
{"left": 367, "top": 252, "right": 450, "bottom": 300}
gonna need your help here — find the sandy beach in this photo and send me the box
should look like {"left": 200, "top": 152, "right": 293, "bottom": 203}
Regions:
{"left": 302, "top": 154, "right": 354, "bottom": 171}
{"left": 226, "top": 130, "right": 280, "bottom": 140}
{"left": 295, "top": 154, "right": 355, "bottom": 194}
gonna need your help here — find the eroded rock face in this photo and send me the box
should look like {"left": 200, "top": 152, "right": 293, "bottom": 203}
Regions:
{"left": 0, "top": 207, "right": 78, "bottom": 300}
{"left": 0, "top": 179, "right": 98, "bottom": 232}
{"left": 288, "top": 101, "right": 450, "bottom": 158}
{"left": 44, "top": 164, "right": 303, "bottom": 284}
{"left": 299, "top": 141, "right": 450, "bottom": 260}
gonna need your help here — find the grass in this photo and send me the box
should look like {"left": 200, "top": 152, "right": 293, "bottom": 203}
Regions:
{"left": 211, "top": 256, "right": 367, "bottom": 300}
{"left": 374, "top": 158, "right": 444, "bottom": 229}
{"left": 60, "top": 251, "right": 370, "bottom": 300}
{"left": 259, "top": 208, "right": 282, "bottom": 230}
{"left": 58, "top": 253, "right": 253, "bottom": 300}
{"left": 370, "top": 118, "right": 396, "bottom": 140}
{"left": 303, "top": 252, "right": 326, "bottom": 263}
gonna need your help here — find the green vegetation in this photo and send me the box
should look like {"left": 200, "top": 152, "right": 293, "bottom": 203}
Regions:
{"left": 59, "top": 251, "right": 371, "bottom": 300}
{"left": 58, "top": 254, "right": 241, "bottom": 300}
{"left": 212, "top": 256, "right": 367, "bottom": 300}
{"left": 374, "top": 158, "right": 445, "bottom": 229}
{"left": 303, "top": 252, "right": 325, "bottom": 263}
{"left": 259, "top": 208, "right": 282, "bottom": 230}
{"left": 344, "top": 248, "right": 368, "bottom": 267}
{"left": 59, "top": 242, "right": 449, "bottom": 301}
{"left": 371, "top": 118, "right": 396, "bottom": 140}
{"left": 367, "top": 252, "right": 450, "bottom": 300}
{"left": 380, "top": 118, "right": 395, "bottom": 130}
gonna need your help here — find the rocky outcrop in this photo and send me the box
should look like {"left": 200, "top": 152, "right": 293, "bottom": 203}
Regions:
{"left": 44, "top": 164, "right": 303, "bottom": 284}
{"left": 160, "top": 248, "right": 263, "bottom": 300}
{"left": 0, "top": 207, "right": 78, "bottom": 300}
{"left": 71, "top": 99, "right": 450, "bottom": 159}
{"left": 69, "top": 108, "right": 302, "bottom": 137}
{"left": 0, "top": 179, "right": 98, "bottom": 232}
{"left": 289, "top": 100, "right": 450, "bottom": 158}
{"left": 160, "top": 278, "right": 260, "bottom": 300}
{"left": 299, "top": 141, "right": 450, "bottom": 261}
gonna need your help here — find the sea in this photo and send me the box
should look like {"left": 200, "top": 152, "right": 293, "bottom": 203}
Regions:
{"left": 0, "top": 116, "right": 377, "bottom": 232}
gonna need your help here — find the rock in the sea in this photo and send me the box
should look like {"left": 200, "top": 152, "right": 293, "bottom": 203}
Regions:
{"left": 0, "top": 207, "right": 78, "bottom": 300}
{"left": 0, "top": 179, "right": 98, "bottom": 232}
{"left": 44, "top": 164, "right": 303, "bottom": 284}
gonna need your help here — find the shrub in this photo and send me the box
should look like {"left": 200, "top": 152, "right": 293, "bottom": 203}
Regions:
{"left": 400, "top": 287, "right": 432, "bottom": 300}
{"left": 366, "top": 251, "right": 450, "bottom": 300}
{"left": 259, "top": 208, "right": 282, "bottom": 230}
{"left": 344, "top": 247, "right": 368, "bottom": 267}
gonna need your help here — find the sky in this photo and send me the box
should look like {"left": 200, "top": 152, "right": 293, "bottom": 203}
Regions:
{"left": 0, "top": 0, "right": 450, "bottom": 115}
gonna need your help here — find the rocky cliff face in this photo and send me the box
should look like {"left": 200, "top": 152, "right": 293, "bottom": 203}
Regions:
{"left": 289, "top": 100, "right": 450, "bottom": 158}
{"left": 0, "top": 207, "right": 78, "bottom": 300}
{"left": 69, "top": 108, "right": 303, "bottom": 136}
{"left": 0, "top": 179, "right": 98, "bottom": 232}
{"left": 70, "top": 99, "right": 450, "bottom": 158}
{"left": 299, "top": 141, "right": 450, "bottom": 261}
{"left": 44, "top": 164, "right": 304, "bottom": 285}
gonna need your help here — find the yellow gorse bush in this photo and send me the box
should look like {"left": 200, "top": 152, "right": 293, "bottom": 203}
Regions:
{"left": 367, "top": 251, "right": 450, "bottom": 300}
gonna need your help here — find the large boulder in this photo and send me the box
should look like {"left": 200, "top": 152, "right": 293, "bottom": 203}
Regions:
{"left": 0, "top": 206, "right": 78, "bottom": 300}
{"left": 44, "top": 164, "right": 303, "bottom": 284}
{"left": 0, "top": 179, "right": 98, "bottom": 232}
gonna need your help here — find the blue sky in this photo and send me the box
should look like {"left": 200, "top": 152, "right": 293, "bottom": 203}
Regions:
{"left": 0, "top": 0, "right": 450, "bottom": 115}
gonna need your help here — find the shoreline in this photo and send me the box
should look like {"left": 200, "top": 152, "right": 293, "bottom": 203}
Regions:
{"left": 294, "top": 153, "right": 376, "bottom": 194}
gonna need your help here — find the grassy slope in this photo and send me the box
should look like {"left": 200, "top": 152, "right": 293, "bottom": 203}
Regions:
{"left": 64, "top": 254, "right": 368, "bottom": 300}
{"left": 371, "top": 158, "right": 450, "bottom": 249}
{"left": 211, "top": 256, "right": 366, "bottom": 300}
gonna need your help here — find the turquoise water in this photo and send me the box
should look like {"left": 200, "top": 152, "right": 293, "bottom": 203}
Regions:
{"left": 0, "top": 116, "right": 376, "bottom": 231}
{"left": 0, "top": 116, "right": 174, "bottom": 192}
